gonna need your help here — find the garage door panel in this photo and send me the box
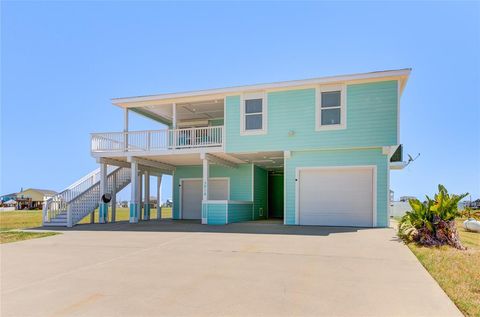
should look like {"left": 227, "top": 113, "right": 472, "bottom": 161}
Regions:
{"left": 181, "top": 179, "right": 229, "bottom": 220}
{"left": 182, "top": 180, "right": 203, "bottom": 219}
{"left": 298, "top": 168, "right": 374, "bottom": 227}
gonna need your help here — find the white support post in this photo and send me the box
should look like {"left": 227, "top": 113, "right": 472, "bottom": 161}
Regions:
{"left": 138, "top": 172, "right": 143, "bottom": 221}
{"left": 143, "top": 171, "right": 150, "bottom": 220}
{"left": 157, "top": 175, "right": 162, "bottom": 220}
{"left": 67, "top": 205, "right": 73, "bottom": 228}
{"left": 202, "top": 157, "right": 209, "bottom": 224}
{"left": 111, "top": 173, "right": 117, "bottom": 222}
{"left": 129, "top": 159, "right": 139, "bottom": 223}
{"left": 124, "top": 108, "right": 129, "bottom": 151}
{"left": 99, "top": 162, "right": 108, "bottom": 224}
{"left": 172, "top": 103, "right": 177, "bottom": 129}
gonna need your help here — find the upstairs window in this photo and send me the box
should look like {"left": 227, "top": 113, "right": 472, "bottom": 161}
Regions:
{"left": 241, "top": 92, "right": 267, "bottom": 135}
{"left": 316, "top": 85, "right": 346, "bottom": 130}
{"left": 245, "top": 99, "right": 263, "bottom": 130}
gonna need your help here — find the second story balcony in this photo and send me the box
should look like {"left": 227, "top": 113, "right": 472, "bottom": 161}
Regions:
{"left": 91, "top": 126, "right": 224, "bottom": 155}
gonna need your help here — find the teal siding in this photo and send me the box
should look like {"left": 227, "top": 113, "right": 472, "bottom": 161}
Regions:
{"left": 225, "top": 80, "right": 398, "bottom": 152}
{"left": 204, "top": 203, "right": 227, "bottom": 225}
{"left": 173, "top": 164, "right": 253, "bottom": 219}
{"left": 285, "top": 148, "right": 389, "bottom": 227}
{"left": 228, "top": 202, "right": 253, "bottom": 223}
{"left": 253, "top": 166, "right": 268, "bottom": 220}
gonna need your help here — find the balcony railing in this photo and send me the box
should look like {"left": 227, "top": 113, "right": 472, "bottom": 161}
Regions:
{"left": 91, "top": 126, "right": 224, "bottom": 153}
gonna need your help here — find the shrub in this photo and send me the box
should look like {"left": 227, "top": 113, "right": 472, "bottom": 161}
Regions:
{"left": 398, "top": 185, "right": 468, "bottom": 250}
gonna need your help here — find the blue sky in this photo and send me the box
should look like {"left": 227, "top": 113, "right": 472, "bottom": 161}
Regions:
{"left": 1, "top": 1, "right": 479, "bottom": 202}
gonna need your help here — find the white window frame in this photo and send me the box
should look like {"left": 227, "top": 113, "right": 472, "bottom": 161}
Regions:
{"left": 315, "top": 84, "right": 346, "bottom": 131}
{"left": 240, "top": 92, "right": 267, "bottom": 136}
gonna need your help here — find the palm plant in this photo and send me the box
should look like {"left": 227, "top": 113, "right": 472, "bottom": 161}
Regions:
{"left": 398, "top": 185, "right": 468, "bottom": 250}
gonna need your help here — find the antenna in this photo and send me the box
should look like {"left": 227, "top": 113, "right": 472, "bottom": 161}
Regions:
{"left": 405, "top": 153, "right": 420, "bottom": 167}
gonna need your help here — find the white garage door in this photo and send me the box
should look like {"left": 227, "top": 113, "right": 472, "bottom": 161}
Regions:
{"left": 298, "top": 167, "right": 374, "bottom": 227}
{"left": 181, "top": 179, "right": 229, "bottom": 219}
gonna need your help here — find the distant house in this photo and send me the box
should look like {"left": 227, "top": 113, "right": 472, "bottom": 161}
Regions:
{"left": 399, "top": 196, "right": 417, "bottom": 202}
{"left": 15, "top": 188, "right": 57, "bottom": 209}
{"left": 0, "top": 193, "right": 17, "bottom": 203}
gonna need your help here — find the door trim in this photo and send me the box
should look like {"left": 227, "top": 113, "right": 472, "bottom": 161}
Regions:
{"left": 294, "top": 165, "right": 377, "bottom": 227}
{"left": 179, "top": 177, "right": 230, "bottom": 219}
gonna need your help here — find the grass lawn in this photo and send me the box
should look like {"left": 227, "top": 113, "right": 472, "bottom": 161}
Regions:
{"left": 78, "top": 207, "right": 172, "bottom": 224}
{"left": 407, "top": 219, "right": 480, "bottom": 317}
{"left": 0, "top": 210, "right": 59, "bottom": 244}
{"left": 0, "top": 207, "right": 172, "bottom": 244}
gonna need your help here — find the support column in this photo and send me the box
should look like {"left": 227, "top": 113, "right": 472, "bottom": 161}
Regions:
{"left": 201, "top": 157, "right": 209, "bottom": 224}
{"left": 143, "top": 171, "right": 150, "bottom": 220}
{"left": 124, "top": 108, "right": 129, "bottom": 151}
{"left": 138, "top": 172, "right": 143, "bottom": 220}
{"left": 172, "top": 103, "right": 177, "bottom": 129}
{"left": 157, "top": 175, "right": 162, "bottom": 220}
{"left": 111, "top": 173, "right": 117, "bottom": 222}
{"left": 129, "top": 159, "right": 139, "bottom": 223}
{"left": 99, "top": 162, "right": 108, "bottom": 224}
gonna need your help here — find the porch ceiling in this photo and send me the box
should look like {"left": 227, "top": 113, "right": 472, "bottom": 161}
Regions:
{"left": 138, "top": 99, "right": 224, "bottom": 125}
{"left": 105, "top": 151, "right": 284, "bottom": 171}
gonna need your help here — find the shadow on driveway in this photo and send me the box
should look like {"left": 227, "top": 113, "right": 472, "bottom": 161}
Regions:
{"left": 34, "top": 219, "right": 377, "bottom": 237}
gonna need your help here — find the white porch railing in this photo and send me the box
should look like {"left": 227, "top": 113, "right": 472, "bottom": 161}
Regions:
{"left": 43, "top": 166, "right": 131, "bottom": 226}
{"left": 91, "top": 126, "right": 224, "bottom": 153}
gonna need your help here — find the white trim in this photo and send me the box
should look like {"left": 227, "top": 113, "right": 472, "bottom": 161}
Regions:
{"left": 315, "top": 84, "right": 346, "bottom": 131}
{"left": 397, "top": 79, "right": 401, "bottom": 144}
{"left": 251, "top": 164, "right": 255, "bottom": 219}
{"left": 179, "top": 177, "right": 230, "bottom": 220}
{"left": 295, "top": 165, "right": 377, "bottom": 227}
{"left": 112, "top": 69, "right": 411, "bottom": 105}
{"left": 240, "top": 92, "right": 268, "bottom": 136}
{"left": 223, "top": 97, "right": 227, "bottom": 150}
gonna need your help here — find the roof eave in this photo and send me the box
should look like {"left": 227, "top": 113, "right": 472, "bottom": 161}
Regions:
{"left": 112, "top": 68, "right": 411, "bottom": 107}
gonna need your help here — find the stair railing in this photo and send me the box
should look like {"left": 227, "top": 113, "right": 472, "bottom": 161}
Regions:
{"left": 43, "top": 166, "right": 117, "bottom": 225}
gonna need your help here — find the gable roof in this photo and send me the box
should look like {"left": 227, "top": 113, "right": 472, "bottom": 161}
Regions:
{"left": 18, "top": 188, "right": 57, "bottom": 196}
{"left": 112, "top": 68, "right": 411, "bottom": 107}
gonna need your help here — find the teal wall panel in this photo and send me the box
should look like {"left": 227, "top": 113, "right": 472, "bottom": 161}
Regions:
{"left": 268, "top": 174, "right": 284, "bottom": 218}
{"left": 228, "top": 203, "right": 253, "bottom": 223}
{"left": 205, "top": 203, "right": 227, "bottom": 225}
{"left": 285, "top": 148, "right": 389, "bottom": 227}
{"left": 253, "top": 166, "right": 268, "bottom": 220}
{"left": 173, "top": 164, "right": 253, "bottom": 219}
{"left": 225, "top": 80, "right": 398, "bottom": 152}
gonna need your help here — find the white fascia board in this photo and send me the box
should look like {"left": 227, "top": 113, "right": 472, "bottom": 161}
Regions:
{"left": 111, "top": 68, "right": 411, "bottom": 107}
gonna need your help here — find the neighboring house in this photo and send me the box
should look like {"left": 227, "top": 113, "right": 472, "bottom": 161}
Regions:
{"left": 399, "top": 196, "right": 417, "bottom": 202}
{"left": 0, "top": 193, "right": 17, "bottom": 203}
{"left": 44, "top": 68, "right": 410, "bottom": 227}
{"left": 16, "top": 188, "right": 57, "bottom": 209}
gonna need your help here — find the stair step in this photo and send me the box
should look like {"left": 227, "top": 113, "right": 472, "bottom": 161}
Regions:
{"left": 44, "top": 222, "right": 67, "bottom": 227}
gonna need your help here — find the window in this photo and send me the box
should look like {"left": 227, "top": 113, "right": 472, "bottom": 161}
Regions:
{"left": 316, "top": 85, "right": 346, "bottom": 130}
{"left": 241, "top": 92, "right": 267, "bottom": 135}
{"left": 245, "top": 99, "right": 263, "bottom": 130}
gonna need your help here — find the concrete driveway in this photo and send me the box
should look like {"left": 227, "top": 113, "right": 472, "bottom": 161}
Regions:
{"left": 1, "top": 220, "right": 461, "bottom": 317}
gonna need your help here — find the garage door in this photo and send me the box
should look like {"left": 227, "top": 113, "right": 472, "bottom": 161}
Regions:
{"left": 181, "top": 179, "right": 229, "bottom": 219}
{"left": 298, "top": 167, "right": 374, "bottom": 227}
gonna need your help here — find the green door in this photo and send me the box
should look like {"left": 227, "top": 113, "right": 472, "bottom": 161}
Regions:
{"left": 268, "top": 174, "right": 284, "bottom": 219}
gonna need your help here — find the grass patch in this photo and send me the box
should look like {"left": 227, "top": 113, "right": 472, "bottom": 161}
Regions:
{"left": 0, "top": 210, "right": 43, "bottom": 230}
{"left": 0, "top": 207, "right": 172, "bottom": 243}
{"left": 0, "top": 231, "right": 59, "bottom": 244}
{"left": 407, "top": 219, "right": 480, "bottom": 317}
{"left": 0, "top": 210, "right": 59, "bottom": 243}
{"left": 78, "top": 207, "right": 172, "bottom": 224}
